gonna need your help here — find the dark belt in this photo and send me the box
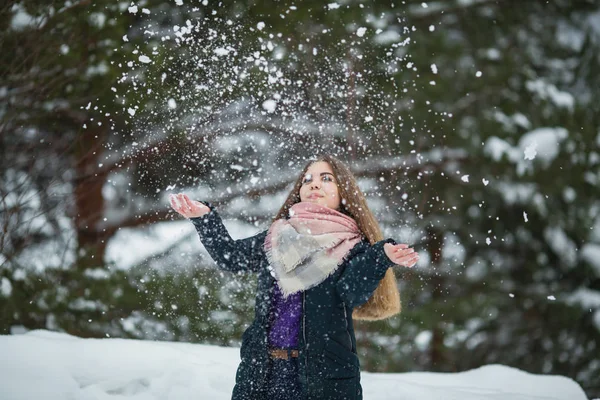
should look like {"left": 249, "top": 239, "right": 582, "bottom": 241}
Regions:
{"left": 269, "top": 349, "right": 299, "bottom": 360}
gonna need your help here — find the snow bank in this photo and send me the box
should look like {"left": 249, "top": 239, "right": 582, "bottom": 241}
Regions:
{"left": 0, "top": 330, "right": 588, "bottom": 400}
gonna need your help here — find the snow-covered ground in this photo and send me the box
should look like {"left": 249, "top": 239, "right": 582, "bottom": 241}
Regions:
{"left": 0, "top": 330, "right": 588, "bottom": 400}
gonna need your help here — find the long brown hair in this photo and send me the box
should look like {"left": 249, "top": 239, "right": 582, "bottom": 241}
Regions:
{"left": 273, "top": 154, "right": 401, "bottom": 320}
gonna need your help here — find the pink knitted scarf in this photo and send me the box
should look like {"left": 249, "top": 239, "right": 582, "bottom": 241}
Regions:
{"left": 264, "top": 202, "right": 363, "bottom": 297}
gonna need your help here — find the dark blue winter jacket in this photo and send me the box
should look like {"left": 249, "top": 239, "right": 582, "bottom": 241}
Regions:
{"left": 191, "top": 204, "right": 396, "bottom": 400}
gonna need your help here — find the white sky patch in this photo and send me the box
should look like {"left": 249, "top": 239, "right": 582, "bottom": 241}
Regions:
{"left": 0, "top": 277, "right": 12, "bottom": 297}
{"left": 429, "top": 25, "right": 435, "bottom": 32}
{"left": 482, "top": 178, "right": 489, "bottom": 186}
{"left": 257, "top": 21, "right": 265, "bottom": 30}
{"left": 547, "top": 295, "right": 556, "bottom": 301}
{"left": 523, "top": 212, "right": 528, "bottom": 222}
{"left": 476, "top": 71, "right": 482, "bottom": 77}
{"left": 11, "top": 4, "right": 47, "bottom": 30}
{"left": 487, "top": 48, "right": 501, "bottom": 60}
{"left": 524, "top": 141, "right": 537, "bottom": 160}
{"left": 431, "top": 64, "right": 438, "bottom": 74}
{"left": 461, "top": 175, "right": 469, "bottom": 183}
{"left": 356, "top": 27, "right": 367, "bottom": 37}
{"left": 365, "top": 115, "right": 373, "bottom": 122}
{"left": 262, "top": 99, "right": 276, "bottom": 113}
{"left": 123, "top": 34, "right": 129, "bottom": 42}
{"left": 422, "top": 2, "right": 428, "bottom": 7}
{"left": 167, "top": 98, "right": 177, "bottom": 109}
{"left": 128, "top": 5, "right": 138, "bottom": 13}
{"left": 127, "top": 108, "right": 136, "bottom": 116}
{"left": 138, "top": 55, "right": 151, "bottom": 64}
{"left": 414, "top": 330, "right": 432, "bottom": 351}
{"left": 89, "top": 12, "right": 106, "bottom": 29}
{"left": 142, "top": 8, "right": 151, "bottom": 14}
{"left": 175, "top": 0, "right": 183, "bottom": 5}
{"left": 327, "top": 3, "right": 340, "bottom": 10}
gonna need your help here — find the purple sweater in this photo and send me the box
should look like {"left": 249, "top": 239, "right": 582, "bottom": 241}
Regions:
{"left": 268, "top": 283, "right": 302, "bottom": 349}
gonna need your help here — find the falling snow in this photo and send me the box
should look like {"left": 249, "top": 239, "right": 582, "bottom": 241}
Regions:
{"left": 262, "top": 99, "right": 276, "bottom": 113}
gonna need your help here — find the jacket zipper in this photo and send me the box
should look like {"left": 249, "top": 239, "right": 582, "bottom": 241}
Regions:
{"left": 342, "top": 301, "right": 352, "bottom": 349}
{"left": 303, "top": 291, "right": 309, "bottom": 390}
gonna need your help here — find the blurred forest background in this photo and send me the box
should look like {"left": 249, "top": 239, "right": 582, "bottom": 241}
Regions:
{"left": 1, "top": 0, "right": 599, "bottom": 397}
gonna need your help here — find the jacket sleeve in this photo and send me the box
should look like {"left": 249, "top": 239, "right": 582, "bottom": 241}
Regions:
{"left": 335, "top": 238, "right": 397, "bottom": 309}
{"left": 190, "top": 202, "right": 267, "bottom": 273}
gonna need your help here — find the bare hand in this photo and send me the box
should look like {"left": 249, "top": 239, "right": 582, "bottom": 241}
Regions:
{"left": 169, "top": 193, "right": 211, "bottom": 219}
{"left": 383, "top": 243, "right": 419, "bottom": 267}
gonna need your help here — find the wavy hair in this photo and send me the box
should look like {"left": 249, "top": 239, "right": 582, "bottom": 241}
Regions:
{"left": 272, "top": 154, "right": 401, "bottom": 320}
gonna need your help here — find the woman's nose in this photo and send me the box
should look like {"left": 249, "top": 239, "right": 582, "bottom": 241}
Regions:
{"left": 310, "top": 180, "right": 320, "bottom": 189}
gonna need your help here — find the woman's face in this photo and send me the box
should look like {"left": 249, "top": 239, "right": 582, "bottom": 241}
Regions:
{"left": 299, "top": 161, "right": 341, "bottom": 210}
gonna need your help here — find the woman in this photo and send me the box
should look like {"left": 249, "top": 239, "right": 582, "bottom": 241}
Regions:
{"left": 170, "top": 154, "right": 419, "bottom": 400}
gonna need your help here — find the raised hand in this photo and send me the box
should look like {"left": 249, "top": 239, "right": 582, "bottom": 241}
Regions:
{"left": 383, "top": 243, "right": 419, "bottom": 268}
{"left": 169, "top": 193, "right": 211, "bottom": 219}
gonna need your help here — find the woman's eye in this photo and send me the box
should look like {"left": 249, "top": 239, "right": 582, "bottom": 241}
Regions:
{"left": 323, "top": 175, "right": 333, "bottom": 182}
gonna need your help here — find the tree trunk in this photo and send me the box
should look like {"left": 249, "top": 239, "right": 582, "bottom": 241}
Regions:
{"left": 73, "top": 126, "right": 108, "bottom": 269}
{"left": 427, "top": 225, "right": 446, "bottom": 368}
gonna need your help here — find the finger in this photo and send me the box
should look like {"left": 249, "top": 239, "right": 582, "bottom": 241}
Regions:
{"left": 183, "top": 195, "right": 195, "bottom": 210}
{"left": 393, "top": 245, "right": 411, "bottom": 253}
{"left": 183, "top": 194, "right": 196, "bottom": 208}
{"left": 176, "top": 195, "right": 190, "bottom": 214}
{"left": 178, "top": 194, "right": 191, "bottom": 211}
{"left": 171, "top": 198, "right": 188, "bottom": 217}
{"left": 395, "top": 253, "right": 419, "bottom": 266}
{"left": 403, "top": 252, "right": 419, "bottom": 261}
{"left": 170, "top": 194, "right": 183, "bottom": 212}
{"left": 395, "top": 248, "right": 414, "bottom": 257}
{"left": 407, "top": 256, "right": 419, "bottom": 267}
{"left": 192, "top": 200, "right": 203, "bottom": 210}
